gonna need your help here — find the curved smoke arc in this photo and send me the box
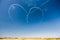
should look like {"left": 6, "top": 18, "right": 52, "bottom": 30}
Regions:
{"left": 8, "top": 4, "right": 27, "bottom": 22}
{"left": 27, "top": 7, "right": 44, "bottom": 23}
{"left": 8, "top": 0, "right": 50, "bottom": 24}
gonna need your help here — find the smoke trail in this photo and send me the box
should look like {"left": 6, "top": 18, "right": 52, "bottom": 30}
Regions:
{"left": 27, "top": 7, "right": 44, "bottom": 23}
{"left": 41, "top": 0, "right": 50, "bottom": 6}
{"left": 8, "top": 4, "right": 27, "bottom": 22}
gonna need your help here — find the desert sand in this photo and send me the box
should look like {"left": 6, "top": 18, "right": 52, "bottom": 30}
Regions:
{"left": 0, "top": 38, "right": 60, "bottom": 40}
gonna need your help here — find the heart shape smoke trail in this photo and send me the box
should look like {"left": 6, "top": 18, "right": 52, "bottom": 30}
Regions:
{"left": 8, "top": 0, "right": 50, "bottom": 24}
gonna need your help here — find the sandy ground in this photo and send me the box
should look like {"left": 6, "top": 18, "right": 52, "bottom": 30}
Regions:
{"left": 0, "top": 38, "right": 60, "bottom": 40}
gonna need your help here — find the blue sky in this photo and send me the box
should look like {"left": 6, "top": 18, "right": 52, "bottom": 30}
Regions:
{"left": 0, "top": 0, "right": 60, "bottom": 38}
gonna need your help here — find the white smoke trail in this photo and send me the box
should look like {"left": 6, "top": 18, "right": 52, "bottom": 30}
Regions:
{"left": 8, "top": 2, "right": 48, "bottom": 23}
{"left": 41, "top": 0, "right": 50, "bottom": 6}
{"left": 27, "top": 7, "right": 44, "bottom": 23}
{"left": 8, "top": 4, "right": 27, "bottom": 22}
{"left": 8, "top": 4, "right": 44, "bottom": 24}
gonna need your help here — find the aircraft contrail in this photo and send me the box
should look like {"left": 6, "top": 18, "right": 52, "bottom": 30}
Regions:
{"left": 8, "top": 0, "right": 49, "bottom": 24}
{"left": 8, "top": 4, "right": 27, "bottom": 22}
{"left": 27, "top": 7, "right": 44, "bottom": 23}
{"left": 41, "top": 0, "right": 50, "bottom": 6}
